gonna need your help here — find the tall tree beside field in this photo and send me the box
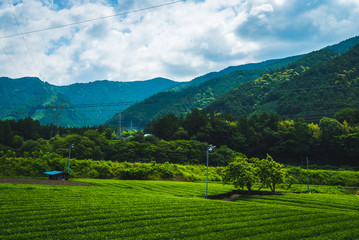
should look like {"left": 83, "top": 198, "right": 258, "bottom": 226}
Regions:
{"left": 223, "top": 155, "right": 286, "bottom": 194}
{"left": 222, "top": 157, "right": 257, "bottom": 193}
{"left": 251, "top": 154, "right": 286, "bottom": 194}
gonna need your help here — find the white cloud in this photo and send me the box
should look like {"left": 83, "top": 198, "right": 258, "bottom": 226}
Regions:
{"left": 0, "top": 0, "right": 358, "bottom": 85}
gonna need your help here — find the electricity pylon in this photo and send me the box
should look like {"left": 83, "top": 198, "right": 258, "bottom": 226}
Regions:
{"left": 49, "top": 101, "right": 65, "bottom": 138}
{"left": 116, "top": 112, "right": 122, "bottom": 139}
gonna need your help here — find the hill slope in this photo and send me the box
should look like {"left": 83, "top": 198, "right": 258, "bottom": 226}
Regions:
{"left": 0, "top": 77, "right": 178, "bottom": 126}
{"left": 206, "top": 44, "right": 359, "bottom": 122}
{"left": 107, "top": 35, "right": 359, "bottom": 127}
{"left": 106, "top": 55, "right": 302, "bottom": 127}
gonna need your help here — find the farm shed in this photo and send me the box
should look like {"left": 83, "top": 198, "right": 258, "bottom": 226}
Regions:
{"left": 43, "top": 171, "right": 70, "bottom": 180}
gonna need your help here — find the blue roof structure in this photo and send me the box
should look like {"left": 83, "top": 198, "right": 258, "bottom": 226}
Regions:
{"left": 44, "top": 171, "right": 64, "bottom": 175}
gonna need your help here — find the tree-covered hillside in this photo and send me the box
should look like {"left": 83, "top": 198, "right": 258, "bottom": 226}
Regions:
{"left": 106, "top": 55, "right": 302, "bottom": 128}
{"left": 107, "top": 36, "right": 359, "bottom": 128}
{"left": 206, "top": 44, "right": 359, "bottom": 122}
{"left": 0, "top": 77, "right": 178, "bottom": 127}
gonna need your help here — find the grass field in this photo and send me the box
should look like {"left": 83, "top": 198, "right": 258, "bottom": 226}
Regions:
{"left": 1, "top": 179, "right": 359, "bottom": 239}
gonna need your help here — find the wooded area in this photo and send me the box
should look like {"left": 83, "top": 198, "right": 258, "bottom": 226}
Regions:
{"left": 1, "top": 107, "right": 358, "bottom": 167}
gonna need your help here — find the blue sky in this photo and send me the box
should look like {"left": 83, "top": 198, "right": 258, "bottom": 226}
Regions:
{"left": 0, "top": 0, "right": 359, "bottom": 85}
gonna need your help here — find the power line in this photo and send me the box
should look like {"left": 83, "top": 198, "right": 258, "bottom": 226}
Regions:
{"left": 7, "top": 0, "right": 44, "bottom": 80}
{"left": 0, "top": 0, "right": 185, "bottom": 40}
{"left": 0, "top": 42, "right": 21, "bottom": 77}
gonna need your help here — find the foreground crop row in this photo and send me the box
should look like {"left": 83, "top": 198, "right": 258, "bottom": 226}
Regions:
{"left": 0, "top": 179, "right": 358, "bottom": 239}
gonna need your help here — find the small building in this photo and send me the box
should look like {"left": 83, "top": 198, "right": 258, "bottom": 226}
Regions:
{"left": 44, "top": 171, "right": 70, "bottom": 180}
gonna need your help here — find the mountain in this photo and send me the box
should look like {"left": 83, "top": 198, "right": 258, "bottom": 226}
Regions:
{"left": 3, "top": 35, "right": 359, "bottom": 128}
{"left": 206, "top": 43, "right": 359, "bottom": 122}
{"left": 169, "top": 57, "right": 303, "bottom": 91}
{"left": 325, "top": 35, "right": 359, "bottom": 53}
{"left": 0, "top": 77, "right": 178, "bottom": 126}
{"left": 106, "top": 35, "right": 359, "bottom": 128}
{"left": 105, "top": 55, "right": 302, "bottom": 128}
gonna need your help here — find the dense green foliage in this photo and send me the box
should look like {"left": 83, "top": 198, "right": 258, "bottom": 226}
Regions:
{"left": 1, "top": 151, "right": 358, "bottom": 187}
{"left": 2, "top": 107, "right": 359, "bottom": 167}
{"left": 0, "top": 77, "right": 177, "bottom": 127}
{"left": 222, "top": 157, "right": 258, "bottom": 193}
{"left": 1, "top": 179, "right": 358, "bottom": 239}
{"left": 0, "top": 117, "right": 99, "bottom": 147}
{"left": 145, "top": 108, "right": 359, "bottom": 166}
{"left": 0, "top": 117, "right": 244, "bottom": 167}
{"left": 223, "top": 155, "right": 286, "bottom": 193}
{"left": 0, "top": 152, "right": 222, "bottom": 181}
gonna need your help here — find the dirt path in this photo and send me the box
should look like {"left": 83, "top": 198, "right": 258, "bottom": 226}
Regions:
{"left": 0, "top": 178, "right": 92, "bottom": 186}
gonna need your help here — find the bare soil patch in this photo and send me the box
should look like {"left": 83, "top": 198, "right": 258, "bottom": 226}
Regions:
{"left": 0, "top": 178, "right": 92, "bottom": 186}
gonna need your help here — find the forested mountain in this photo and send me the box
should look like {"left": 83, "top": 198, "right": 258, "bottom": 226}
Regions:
{"left": 2, "top": 36, "right": 359, "bottom": 128}
{"left": 105, "top": 55, "right": 302, "bottom": 128}
{"left": 107, "top": 36, "right": 359, "bottom": 128}
{"left": 0, "top": 77, "right": 177, "bottom": 126}
{"left": 206, "top": 44, "right": 359, "bottom": 122}
{"left": 169, "top": 57, "right": 303, "bottom": 91}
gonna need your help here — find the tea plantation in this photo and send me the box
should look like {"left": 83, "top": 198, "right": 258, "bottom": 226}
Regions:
{"left": 1, "top": 179, "right": 358, "bottom": 239}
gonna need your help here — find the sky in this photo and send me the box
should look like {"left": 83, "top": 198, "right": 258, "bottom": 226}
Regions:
{"left": 0, "top": 0, "right": 359, "bottom": 86}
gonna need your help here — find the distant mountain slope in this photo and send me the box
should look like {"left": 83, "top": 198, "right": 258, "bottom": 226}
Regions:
{"left": 0, "top": 77, "right": 178, "bottom": 126}
{"left": 108, "top": 35, "right": 359, "bottom": 128}
{"left": 325, "top": 35, "right": 359, "bottom": 53}
{"left": 206, "top": 44, "right": 359, "bottom": 122}
{"left": 170, "top": 57, "right": 303, "bottom": 91}
{"left": 53, "top": 77, "right": 178, "bottom": 126}
{"left": 105, "top": 55, "right": 302, "bottom": 127}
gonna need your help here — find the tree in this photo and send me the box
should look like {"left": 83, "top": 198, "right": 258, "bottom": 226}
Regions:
{"left": 0, "top": 120, "right": 13, "bottom": 146}
{"left": 150, "top": 114, "right": 180, "bottom": 140}
{"left": 210, "top": 145, "right": 245, "bottom": 166}
{"left": 276, "top": 120, "right": 314, "bottom": 158}
{"left": 222, "top": 157, "right": 257, "bottom": 194}
{"left": 104, "top": 128, "right": 112, "bottom": 140}
{"left": 319, "top": 117, "right": 346, "bottom": 142}
{"left": 334, "top": 108, "right": 359, "bottom": 125}
{"left": 252, "top": 154, "right": 286, "bottom": 194}
{"left": 183, "top": 108, "right": 209, "bottom": 138}
{"left": 11, "top": 135, "right": 23, "bottom": 149}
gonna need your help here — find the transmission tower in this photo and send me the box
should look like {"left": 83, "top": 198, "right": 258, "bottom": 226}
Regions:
{"left": 116, "top": 112, "right": 122, "bottom": 140}
{"left": 49, "top": 102, "right": 65, "bottom": 138}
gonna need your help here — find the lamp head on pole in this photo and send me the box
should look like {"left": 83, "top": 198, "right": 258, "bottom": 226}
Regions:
{"left": 208, "top": 144, "right": 215, "bottom": 151}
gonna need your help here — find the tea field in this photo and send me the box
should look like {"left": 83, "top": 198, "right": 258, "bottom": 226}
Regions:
{"left": 1, "top": 179, "right": 358, "bottom": 239}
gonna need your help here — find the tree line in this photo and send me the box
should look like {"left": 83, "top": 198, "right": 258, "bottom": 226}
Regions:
{"left": 1, "top": 107, "right": 359, "bottom": 167}
{"left": 0, "top": 118, "right": 241, "bottom": 166}
{"left": 145, "top": 108, "right": 359, "bottom": 166}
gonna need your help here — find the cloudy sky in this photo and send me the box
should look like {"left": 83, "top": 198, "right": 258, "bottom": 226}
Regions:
{"left": 0, "top": 0, "right": 359, "bottom": 86}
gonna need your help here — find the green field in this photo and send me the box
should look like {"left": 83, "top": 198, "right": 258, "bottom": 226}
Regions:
{"left": 1, "top": 179, "right": 359, "bottom": 239}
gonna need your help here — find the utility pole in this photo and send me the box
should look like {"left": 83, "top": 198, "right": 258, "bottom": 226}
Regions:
{"left": 206, "top": 144, "right": 215, "bottom": 199}
{"left": 68, "top": 144, "right": 74, "bottom": 174}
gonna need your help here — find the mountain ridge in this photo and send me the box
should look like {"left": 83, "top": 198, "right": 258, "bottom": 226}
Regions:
{"left": 0, "top": 77, "right": 178, "bottom": 126}
{"left": 2, "top": 35, "right": 359, "bottom": 127}
{"left": 106, "top": 35, "right": 359, "bottom": 127}
{"left": 205, "top": 44, "right": 359, "bottom": 122}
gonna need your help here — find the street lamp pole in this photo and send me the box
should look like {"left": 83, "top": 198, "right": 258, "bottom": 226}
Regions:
{"left": 68, "top": 144, "right": 74, "bottom": 174}
{"left": 206, "top": 144, "right": 215, "bottom": 199}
